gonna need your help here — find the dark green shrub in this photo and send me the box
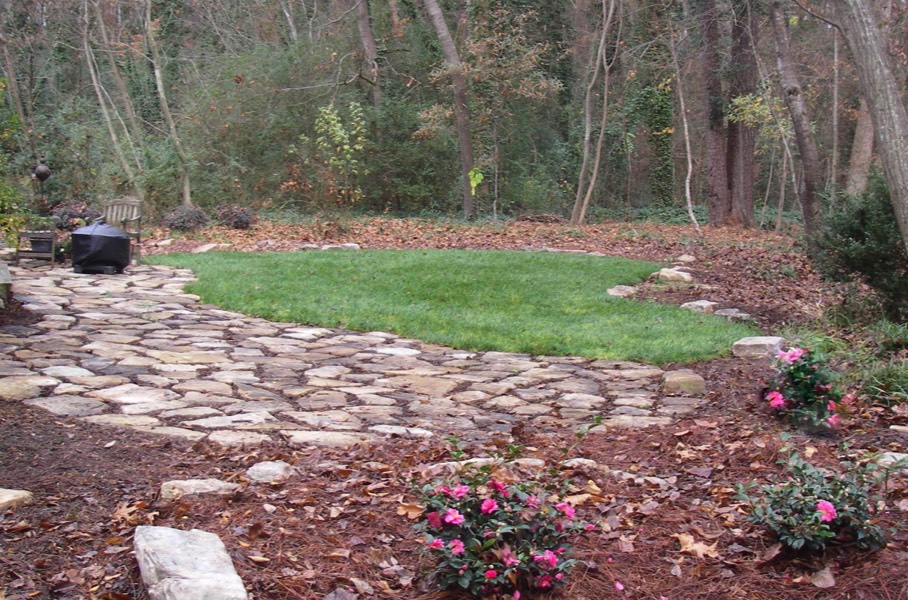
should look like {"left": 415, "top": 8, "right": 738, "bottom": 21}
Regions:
{"left": 162, "top": 205, "right": 210, "bottom": 232}
{"left": 215, "top": 204, "right": 255, "bottom": 230}
{"left": 818, "top": 176, "right": 908, "bottom": 322}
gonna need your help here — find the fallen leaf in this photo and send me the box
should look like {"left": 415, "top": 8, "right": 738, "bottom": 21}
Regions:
{"left": 758, "top": 543, "right": 783, "bottom": 563}
{"left": 617, "top": 535, "right": 635, "bottom": 553}
{"left": 344, "top": 577, "right": 375, "bottom": 595}
{"left": 563, "top": 493, "right": 591, "bottom": 506}
{"left": 898, "top": 499, "right": 908, "bottom": 512}
{"left": 685, "top": 466, "right": 713, "bottom": 478}
{"left": 326, "top": 549, "right": 352, "bottom": 559}
{"left": 247, "top": 555, "right": 270, "bottom": 564}
{"left": 810, "top": 566, "right": 836, "bottom": 588}
{"left": 674, "top": 533, "right": 720, "bottom": 559}
{"left": 396, "top": 503, "right": 423, "bottom": 520}
{"left": 694, "top": 420, "right": 717, "bottom": 428}
{"left": 804, "top": 446, "right": 818, "bottom": 458}
{"left": 673, "top": 429, "right": 690, "bottom": 437}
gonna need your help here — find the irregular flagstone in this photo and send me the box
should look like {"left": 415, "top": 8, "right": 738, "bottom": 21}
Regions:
{"left": 283, "top": 430, "right": 375, "bottom": 448}
{"left": 0, "top": 489, "right": 34, "bottom": 510}
{"left": 121, "top": 400, "right": 189, "bottom": 415}
{"left": 375, "top": 375, "right": 459, "bottom": 397}
{"left": 0, "top": 375, "right": 60, "bottom": 400}
{"left": 662, "top": 370, "right": 707, "bottom": 396}
{"left": 282, "top": 410, "right": 363, "bottom": 430}
{"left": 139, "top": 426, "right": 207, "bottom": 441}
{"left": 594, "top": 415, "right": 673, "bottom": 429}
{"left": 732, "top": 336, "right": 785, "bottom": 359}
{"left": 160, "top": 479, "right": 241, "bottom": 501}
{"left": 89, "top": 384, "right": 181, "bottom": 405}
{"left": 172, "top": 379, "right": 234, "bottom": 395}
{"left": 40, "top": 366, "right": 95, "bottom": 378}
{"left": 133, "top": 526, "right": 248, "bottom": 600}
{"left": 245, "top": 461, "right": 296, "bottom": 482}
{"left": 145, "top": 349, "right": 230, "bottom": 364}
{"left": 207, "top": 431, "right": 272, "bottom": 447}
{"left": 24, "top": 395, "right": 108, "bottom": 416}
{"left": 369, "top": 424, "right": 434, "bottom": 438}
{"left": 180, "top": 412, "right": 278, "bottom": 430}
{"left": 83, "top": 414, "right": 161, "bottom": 428}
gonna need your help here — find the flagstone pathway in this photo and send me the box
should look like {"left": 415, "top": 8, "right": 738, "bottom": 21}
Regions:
{"left": 0, "top": 264, "right": 706, "bottom": 447}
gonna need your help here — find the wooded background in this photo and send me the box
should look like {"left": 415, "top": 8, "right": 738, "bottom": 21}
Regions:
{"left": 1, "top": 0, "right": 906, "bottom": 244}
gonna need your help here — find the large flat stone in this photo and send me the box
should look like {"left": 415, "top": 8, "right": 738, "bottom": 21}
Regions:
{"left": 25, "top": 395, "right": 108, "bottom": 416}
{"left": 89, "top": 384, "right": 181, "bottom": 405}
{"left": 283, "top": 430, "right": 375, "bottom": 448}
{"left": 662, "top": 370, "right": 707, "bottom": 396}
{"left": 374, "top": 375, "right": 459, "bottom": 397}
{"left": 134, "top": 526, "right": 248, "bottom": 600}
{"left": 160, "top": 479, "right": 240, "bottom": 501}
{"left": 82, "top": 414, "right": 161, "bottom": 428}
{"left": 0, "top": 488, "right": 34, "bottom": 510}
{"left": 0, "top": 375, "right": 61, "bottom": 401}
{"left": 732, "top": 336, "right": 785, "bottom": 359}
{"left": 207, "top": 431, "right": 271, "bottom": 447}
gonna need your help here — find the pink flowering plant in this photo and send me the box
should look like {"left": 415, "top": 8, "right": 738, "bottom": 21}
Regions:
{"left": 735, "top": 447, "right": 903, "bottom": 552}
{"left": 764, "top": 346, "right": 844, "bottom": 429}
{"left": 413, "top": 443, "right": 594, "bottom": 598}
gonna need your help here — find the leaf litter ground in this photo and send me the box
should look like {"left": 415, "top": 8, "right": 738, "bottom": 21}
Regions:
{"left": 2, "top": 219, "right": 906, "bottom": 599}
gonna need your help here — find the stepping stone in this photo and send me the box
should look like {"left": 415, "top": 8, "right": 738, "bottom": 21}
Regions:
{"left": 245, "top": 461, "right": 296, "bottom": 483}
{"left": 680, "top": 300, "right": 719, "bottom": 313}
{"left": 0, "top": 375, "right": 60, "bottom": 401}
{"left": 160, "top": 479, "right": 240, "bottom": 501}
{"left": 25, "top": 395, "right": 108, "bottom": 416}
{"left": 40, "top": 366, "right": 95, "bottom": 378}
{"left": 368, "top": 425, "right": 434, "bottom": 438}
{"left": 0, "top": 488, "right": 34, "bottom": 511}
{"left": 663, "top": 370, "right": 706, "bottom": 396}
{"left": 282, "top": 430, "right": 374, "bottom": 448}
{"left": 732, "top": 336, "right": 785, "bottom": 359}
{"left": 134, "top": 526, "right": 248, "bottom": 600}
{"left": 594, "top": 415, "right": 672, "bottom": 429}
{"left": 715, "top": 308, "right": 755, "bottom": 322}
{"left": 675, "top": 254, "right": 696, "bottom": 263}
{"left": 655, "top": 268, "right": 693, "bottom": 283}
{"left": 607, "top": 285, "right": 637, "bottom": 298}
{"left": 207, "top": 431, "right": 271, "bottom": 447}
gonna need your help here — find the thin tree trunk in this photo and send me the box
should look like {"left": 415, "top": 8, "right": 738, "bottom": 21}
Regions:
{"left": 145, "top": 0, "right": 192, "bottom": 206}
{"left": 388, "top": 0, "right": 404, "bottom": 38}
{"left": 93, "top": 0, "right": 144, "bottom": 160}
{"left": 770, "top": 0, "right": 822, "bottom": 253}
{"left": 829, "top": 28, "right": 840, "bottom": 195}
{"left": 727, "top": 0, "right": 757, "bottom": 227}
{"left": 845, "top": 96, "right": 874, "bottom": 196}
{"left": 279, "top": 0, "right": 299, "bottom": 43}
{"left": 775, "top": 153, "right": 788, "bottom": 232}
{"left": 571, "top": 0, "right": 620, "bottom": 226}
{"left": 0, "top": 32, "right": 34, "bottom": 157}
{"left": 83, "top": 0, "right": 138, "bottom": 194}
{"left": 420, "top": 0, "right": 475, "bottom": 219}
{"left": 833, "top": 0, "right": 908, "bottom": 254}
{"left": 696, "top": 0, "right": 731, "bottom": 226}
{"left": 356, "top": 0, "right": 381, "bottom": 107}
{"left": 668, "top": 25, "right": 701, "bottom": 234}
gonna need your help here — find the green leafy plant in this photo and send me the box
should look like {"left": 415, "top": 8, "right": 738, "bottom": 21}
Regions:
{"left": 764, "top": 347, "right": 844, "bottom": 429}
{"left": 736, "top": 448, "right": 902, "bottom": 552}
{"left": 413, "top": 439, "right": 595, "bottom": 599}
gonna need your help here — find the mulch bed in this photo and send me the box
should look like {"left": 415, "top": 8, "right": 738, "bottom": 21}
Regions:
{"left": 2, "top": 220, "right": 906, "bottom": 599}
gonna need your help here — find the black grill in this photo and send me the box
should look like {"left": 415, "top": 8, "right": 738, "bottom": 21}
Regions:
{"left": 71, "top": 222, "right": 131, "bottom": 274}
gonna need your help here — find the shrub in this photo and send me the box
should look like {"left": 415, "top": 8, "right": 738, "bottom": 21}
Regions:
{"left": 50, "top": 200, "right": 102, "bottom": 231}
{"left": 162, "top": 205, "right": 210, "bottom": 232}
{"left": 763, "top": 347, "right": 844, "bottom": 430}
{"left": 215, "top": 204, "right": 255, "bottom": 229}
{"left": 817, "top": 176, "right": 908, "bottom": 322}
{"left": 413, "top": 440, "right": 595, "bottom": 599}
{"left": 736, "top": 449, "right": 903, "bottom": 552}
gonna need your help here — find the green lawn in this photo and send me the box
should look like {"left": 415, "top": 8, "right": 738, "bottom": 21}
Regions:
{"left": 149, "top": 249, "right": 758, "bottom": 364}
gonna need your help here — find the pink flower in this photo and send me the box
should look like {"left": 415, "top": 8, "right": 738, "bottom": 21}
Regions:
{"left": 778, "top": 347, "right": 806, "bottom": 363}
{"left": 481, "top": 498, "right": 499, "bottom": 514}
{"left": 428, "top": 538, "right": 444, "bottom": 549}
{"left": 615, "top": 580, "right": 625, "bottom": 592}
{"left": 451, "top": 484, "right": 470, "bottom": 499}
{"left": 512, "top": 592, "right": 520, "bottom": 600}
{"left": 827, "top": 414, "right": 841, "bottom": 428}
{"left": 489, "top": 479, "right": 510, "bottom": 496}
{"left": 425, "top": 511, "right": 443, "bottom": 529}
{"left": 485, "top": 569, "right": 498, "bottom": 580}
{"left": 443, "top": 508, "right": 465, "bottom": 525}
{"left": 525, "top": 495, "right": 541, "bottom": 509}
{"left": 435, "top": 484, "right": 452, "bottom": 496}
{"left": 827, "top": 400, "right": 838, "bottom": 411}
{"left": 448, "top": 539, "right": 465, "bottom": 554}
{"left": 502, "top": 550, "right": 520, "bottom": 567}
{"left": 817, "top": 500, "right": 837, "bottom": 522}
{"left": 766, "top": 390, "right": 786, "bottom": 409}
{"left": 584, "top": 523, "right": 597, "bottom": 531}
{"left": 533, "top": 550, "right": 558, "bottom": 568}
{"left": 536, "top": 575, "right": 553, "bottom": 589}
{"left": 555, "top": 573, "right": 564, "bottom": 580}
{"left": 555, "top": 502, "right": 575, "bottom": 519}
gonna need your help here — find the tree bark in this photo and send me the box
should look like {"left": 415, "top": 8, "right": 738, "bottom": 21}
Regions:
{"left": 0, "top": 31, "right": 35, "bottom": 156}
{"left": 696, "top": 0, "right": 731, "bottom": 226}
{"left": 388, "top": 0, "right": 404, "bottom": 39}
{"left": 356, "top": 0, "right": 381, "bottom": 107}
{"left": 420, "top": 0, "right": 475, "bottom": 219}
{"left": 145, "top": 0, "right": 192, "bottom": 206}
{"left": 832, "top": 0, "right": 908, "bottom": 254}
{"left": 770, "top": 0, "right": 822, "bottom": 253}
{"left": 844, "top": 96, "right": 874, "bottom": 196}
{"left": 727, "top": 0, "right": 757, "bottom": 227}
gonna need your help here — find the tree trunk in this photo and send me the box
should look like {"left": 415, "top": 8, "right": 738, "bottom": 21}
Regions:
{"left": 845, "top": 96, "right": 874, "bottom": 196}
{"left": 356, "top": 0, "right": 381, "bottom": 107}
{"left": 770, "top": 0, "right": 822, "bottom": 253}
{"left": 727, "top": 0, "right": 757, "bottom": 227}
{"left": 145, "top": 0, "right": 192, "bottom": 207}
{"left": 83, "top": 0, "right": 138, "bottom": 195}
{"left": 388, "top": 0, "right": 404, "bottom": 39}
{"left": 833, "top": 0, "right": 908, "bottom": 254}
{"left": 0, "top": 31, "right": 34, "bottom": 156}
{"left": 420, "top": 0, "right": 475, "bottom": 219}
{"left": 668, "top": 25, "right": 700, "bottom": 233}
{"left": 696, "top": 0, "right": 731, "bottom": 226}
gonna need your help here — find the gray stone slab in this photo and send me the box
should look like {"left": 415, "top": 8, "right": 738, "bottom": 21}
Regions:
{"left": 732, "top": 336, "right": 785, "bottom": 359}
{"left": 24, "top": 395, "right": 108, "bottom": 416}
{"left": 245, "top": 460, "right": 296, "bottom": 482}
{"left": 134, "top": 526, "right": 248, "bottom": 600}
{"left": 207, "top": 431, "right": 271, "bottom": 447}
{"left": 283, "top": 430, "right": 375, "bottom": 448}
{"left": 160, "top": 479, "right": 240, "bottom": 501}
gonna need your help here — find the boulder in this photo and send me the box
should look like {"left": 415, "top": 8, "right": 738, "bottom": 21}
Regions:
{"left": 732, "top": 336, "right": 785, "bottom": 359}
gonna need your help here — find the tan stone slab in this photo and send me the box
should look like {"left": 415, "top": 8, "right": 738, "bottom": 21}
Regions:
{"left": 83, "top": 414, "right": 161, "bottom": 428}
{"left": 181, "top": 391, "right": 242, "bottom": 406}
{"left": 138, "top": 426, "right": 207, "bottom": 442}
{"left": 663, "top": 370, "right": 707, "bottom": 396}
{"left": 207, "top": 430, "right": 271, "bottom": 447}
{"left": 160, "top": 479, "right": 239, "bottom": 501}
{"left": 180, "top": 412, "right": 278, "bottom": 429}
{"left": 121, "top": 400, "right": 189, "bottom": 415}
{"left": 89, "top": 384, "right": 180, "bottom": 405}
{"left": 25, "top": 395, "right": 108, "bottom": 416}
{"left": 376, "top": 375, "right": 459, "bottom": 397}
{"left": 594, "top": 415, "right": 672, "bottom": 429}
{"left": 0, "top": 489, "right": 34, "bottom": 510}
{"left": 145, "top": 350, "right": 229, "bottom": 364}
{"left": 0, "top": 375, "right": 61, "bottom": 400}
{"left": 283, "top": 430, "right": 375, "bottom": 448}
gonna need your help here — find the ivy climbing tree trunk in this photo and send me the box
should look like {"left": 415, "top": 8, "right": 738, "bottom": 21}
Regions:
{"left": 770, "top": 0, "right": 821, "bottom": 253}
{"left": 420, "top": 0, "right": 475, "bottom": 219}
{"left": 832, "top": 0, "right": 908, "bottom": 254}
{"left": 145, "top": 0, "right": 192, "bottom": 207}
